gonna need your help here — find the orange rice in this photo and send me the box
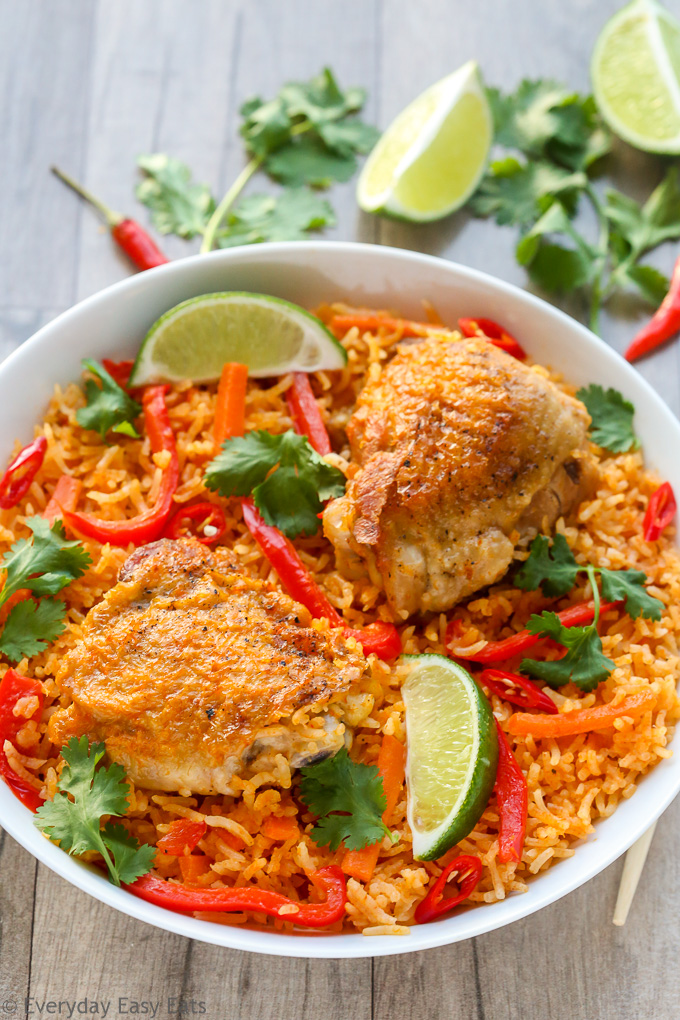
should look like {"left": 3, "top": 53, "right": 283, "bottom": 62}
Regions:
{"left": 2, "top": 303, "right": 679, "bottom": 936}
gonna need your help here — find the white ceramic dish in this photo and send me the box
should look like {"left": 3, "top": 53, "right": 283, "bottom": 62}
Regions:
{"left": 1, "top": 242, "right": 678, "bottom": 959}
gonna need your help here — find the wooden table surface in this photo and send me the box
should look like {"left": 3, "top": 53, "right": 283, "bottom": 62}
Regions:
{"left": 2, "top": 2, "right": 680, "bottom": 1017}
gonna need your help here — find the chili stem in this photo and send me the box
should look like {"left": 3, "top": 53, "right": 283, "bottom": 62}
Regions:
{"left": 51, "top": 166, "right": 123, "bottom": 228}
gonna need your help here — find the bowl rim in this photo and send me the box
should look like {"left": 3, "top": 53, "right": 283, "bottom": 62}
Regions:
{"left": 1, "top": 239, "right": 679, "bottom": 959}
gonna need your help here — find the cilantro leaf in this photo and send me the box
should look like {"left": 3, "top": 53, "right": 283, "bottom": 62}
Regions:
{"left": 278, "top": 68, "right": 365, "bottom": 128}
{"left": 204, "top": 429, "right": 345, "bottom": 537}
{"left": 0, "top": 517, "right": 91, "bottom": 609}
{"left": 470, "top": 159, "right": 586, "bottom": 227}
{"left": 34, "top": 737, "right": 154, "bottom": 887}
{"left": 606, "top": 168, "right": 680, "bottom": 262}
{"left": 265, "top": 135, "right": 357, "bottom": 187}
{"left": 520, "top": 611, "right": 615, "bottom": 691}
{"left": 576, "top": 384, "right": 639, "bottom": 454}
{"left": 516, "top": 202, "right": 600, "bottom": 294}
{"left": 216, "top": 190, "right": 335, "bottom": 248}
{"left": 515, "top": 534, "right": 580, "bottom": 597}
{"left": 0, "top": 597, "right": 67, "bottom": 662}
{"left": 239, "top": 96, "right": 293, "bottom": 158}
{"left": 599, "top": 568, "right": 663, "bottom": 621}
{"left": 76, "top": 359, "right": 141, "bottom": 441}
{"left": 299, "top": 747, "right": 391, "bottom": 851}
{"left": 136, "top": 154, "right": 215, "bottom": 238}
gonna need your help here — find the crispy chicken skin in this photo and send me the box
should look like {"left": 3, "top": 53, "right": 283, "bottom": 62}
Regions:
{"left": 49, "top": 539, "right": 368, "bottom": 795}
{"left": 324, "top": 337, "right": 593, "bottom": 618}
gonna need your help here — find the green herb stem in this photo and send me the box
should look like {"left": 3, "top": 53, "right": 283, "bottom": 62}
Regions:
{"left": 585, "top": 183, "right": 609, "bottom": 335}
{"left": 200, "top": 155, "right": 263, "bottom": 254}
{"left": 586, "top": 563, "right": 601, "bottom": 625}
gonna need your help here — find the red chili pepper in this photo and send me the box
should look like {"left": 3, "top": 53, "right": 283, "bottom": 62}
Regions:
{"left": 286, "top": 372, "right": 332, "bottom": 455}
{"left": 449, "top": 599, "right": 621, "bottom": 665}
{"left": 126, "top": 865, "right": 347, "bottom": 928}
{"left": 643, "top": 481, "right": 676, "bottom": 542}
{"left": 65, "top": 386, "right": 179, "bottom": 546}
{"left": 414, "top": 855, "right": 483, "bottom": 923}
{"left": 52, "top": 167, "right": 169, "bottom": 272}
{"left": 624, "top": 256, "right": 680, "bottom": 362}
{"left": 458, "top": 317, "right": 527, "bottom": 360}
{"left": 156, "top": 819, "right": 207, "bottom": 857}
{"left": 480, "top": 668, "right": 558, "bottom": 714}
{"left": 344, "top": 621, "right": 402, "bottom": 659}
{"left": 164, "top": 502, "right": 227, "bottom": 546}
{"left": 102, "top": 359, "right": 135, "bottom": 390}
{"left": 0, "top": 669, "right": 45, "bottom": 811}
{"left": 494, "top": 720, "right": 528, "bottom": 864}
{"left": 0, "top": 437, "right": 47, "bottom": 510}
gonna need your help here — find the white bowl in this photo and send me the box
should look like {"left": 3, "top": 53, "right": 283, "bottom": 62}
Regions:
{"left": 1, "top": 242, "right": 678, "bottom": 959}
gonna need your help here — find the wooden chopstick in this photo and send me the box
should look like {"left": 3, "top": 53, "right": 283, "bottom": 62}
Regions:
{"left": 612, "top": 820, "right": 657, "bottom": 926}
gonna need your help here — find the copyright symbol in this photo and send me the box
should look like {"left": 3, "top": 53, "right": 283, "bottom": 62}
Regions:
{"left": 2, "top": 1001, "right": 17, "bottom": 1014}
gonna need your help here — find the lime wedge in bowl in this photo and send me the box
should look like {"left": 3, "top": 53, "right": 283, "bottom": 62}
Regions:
{"left": 129, "top": 292, "right": 347, "bottom": 385}
{"left": 357, "top": 60, "right": 492, "bottom": 222}
{"left": 592, "top": 0, "right": 680, "bottom": 153}
{"left": 402, "top": 654, "right": 498, "bottom": 861}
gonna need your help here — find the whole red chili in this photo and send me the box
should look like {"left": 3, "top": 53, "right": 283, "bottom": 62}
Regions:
{"left": 414, "top": 855, "right": 483, "bottom": 923}
{"left": 494, "top": 720, "right": 528, "bottom": 865}
{"left": 52, "top": 167, "right": 169, "bottom": 272}
{"left": 0, "top": 436, "right": 48, "bottom": 510}
{"left": 643, "top": 481, "right": 676, "bottom": 542}
{"left": 625, "top": 256, "right": 680, "bottom": 362}
{"left": 164, "top": 502, "right": 227, "bottom": 546}
{"left": 458, "top": 317, "right": 527, "bottom": 360}
{"left": 480, "top": 668, "right": 558, "bottom": 714}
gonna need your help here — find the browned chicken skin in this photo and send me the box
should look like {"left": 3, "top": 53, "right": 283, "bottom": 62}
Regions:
{"left": 49, "top": 539, "right": 369, "bottom": 795}
{"left": 324, "top": 337, "right": 593, "bottom": 618}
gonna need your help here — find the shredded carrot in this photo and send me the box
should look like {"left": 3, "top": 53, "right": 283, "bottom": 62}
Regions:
{"left": 341, "top": 734, "right": 405, "bottom": 883}
{"left": 262, "top": 815, "right": 300, "bottom": 842}
{"left": 43, "top": 475, "right": 83, "bottom": 526}
{"left": 214, "top": 362, "right": 249, "bottom": 446}
{"left": 330, "top": 314, "right": 435, "bottom": 338}
{"left": 178, "top": 855, "right": 212, "bottom": 884}
{"left": 506, "top": 691, "right": 656, "bottom": 738}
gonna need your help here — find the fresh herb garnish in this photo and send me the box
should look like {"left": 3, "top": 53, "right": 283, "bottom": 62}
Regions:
{"left": 576, "top": 384, "right": 639, "bottom": 453}
{"left": 76, "top": 359, "right": 142, "bottom": 441}
{"left": 204, "top": 429, "right": 345, "bottom": 538}
{"left": 299, "top": 747, "right": 393, "bottom": 851}
{"left": 521, "top": 610, "right": 615, "bottom": 692}
{"left": 135, "top": 67, "right": 377, "bottom": 253}
{"left": 34, "top": 737, "right": 155, "bottom": 886}
{"left": 470, "top": 79, "right": 680, "bottom": 332}
{"left": 0, "top": 517, "right": 91, "bottom": 663}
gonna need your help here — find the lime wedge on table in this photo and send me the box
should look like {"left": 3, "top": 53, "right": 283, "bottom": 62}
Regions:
{"left": 402, "top": 654, "right": 498, "bottom": 861}
{"left": 592, "top": 0, "right": 680, "bottom": 153}
{"left": 129, "top": 292, "right": 347, "bottom": 385}
{"left": 357, "top": 61, "right": 492, "bottom": 222}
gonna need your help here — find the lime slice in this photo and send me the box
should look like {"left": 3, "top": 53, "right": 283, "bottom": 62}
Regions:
{"left": 129, "top": 292, "right": 347, "bottom": 385}
{"left": 357, "top": 61, "right": 492, "bottom": 223}
{"left": 402, "top": 654, "right": 498, "bottom": 861}
{"left": 592, "top": 0, "right": 680, "bottom": 153}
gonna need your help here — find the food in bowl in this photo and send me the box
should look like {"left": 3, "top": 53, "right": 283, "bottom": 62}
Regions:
{"left": 0, "top": 296, "right": 677, "bottom": 937}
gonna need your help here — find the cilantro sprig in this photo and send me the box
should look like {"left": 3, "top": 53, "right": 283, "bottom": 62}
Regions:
{"left": 0, "top": 517, "right": 91, "bottom": 663}
{"left": 136, "top": 68, "right": 377, "bottom": 253}
{"left": 576, "top": 384, "right": 639, "bottom": 454}
{"left": 299, "top": 747, "right": 394, "bottom": 852}
{"left": 76, "top": 359, "right": 142, "bottom": 441}
{"left": 34, "top": 737, "right": 155, "bottom": 886}
{"left": 205, "top": 430, "right": 345, "bottom": 538}
{"left": 470, "top": 79, "right": 680, "bottom": 333}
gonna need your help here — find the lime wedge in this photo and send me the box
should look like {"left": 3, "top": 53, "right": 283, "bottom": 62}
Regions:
{"left": 402, "top": 654, "right": 498, "bottom": 861}
{"left": 592, "top": 0, "right": 680, "bottom": 153}
{"left": 129, "top": 292, "right": 347, "bottom": 385}
{"left": 357, "top": 61, "right": 492, "bottom": 223}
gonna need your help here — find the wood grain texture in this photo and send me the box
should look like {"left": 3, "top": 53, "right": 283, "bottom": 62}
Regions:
{"left": 1, "top": 0, "right": 680, "bottom": 1017}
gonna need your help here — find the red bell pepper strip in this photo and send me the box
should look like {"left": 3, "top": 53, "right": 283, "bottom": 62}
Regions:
{"left": 0, "top": 669, "right": 45, "bottom": 811}
{"left": 214, "top": 363, "right": 249, "bottom": 447}
{"left": 414, "top": 855, "right": 483, "bottom": 923}
{"left": 458, "top": 317, "right": 527, "bottom": 360}
{"left": 480, "top": 668, "right": 558, "bottom": 714}
{"left": 102, "top": 359, "right": 135, "bottom": 390}
{"left": 156, "top": 819, "right": 207, "bottom": 856}
{"left": 65, "top": 385, "right": 179, "bottom": 546}
{"left": 344, "top": 621, "right": 402, "bottom": 659}
{"left": 507, "top": 690, "right": 656, "bottom": 738}
{"left": 43, "top": 475, "right": 83, "bottom": 527}
{"left": 52, "top": 167, "right": 169, "bottom": 271}
{"left": 624, "top": 256, "right": 680, "bottom": 362}
{"left": 643, "top": 481, "right": 676, "bottom": 542}
{"left": 449, "top": 600, "right": 621, "bottom": 665}
{"left": 126, "top": 865, "right": 347, "bottom": 928}
{"left": 0, "top": 437, "right": 47, "bottom": 510}
{"left": 164, "top": 501, "right": 227, "bottom": 546}
{"left": 286, "top": 372, "right": 332, "bottom": 455}
{"left": 494, "top": 721, "right": 527, "bottom": 864}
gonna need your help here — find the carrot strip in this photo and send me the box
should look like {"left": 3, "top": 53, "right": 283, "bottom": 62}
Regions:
{"left": 262, "top": 815, "right": 300, "bottom": 842}
{"left": 214, "top": 362, "right": 249, "bottom": 446}
{"left": 331, "top": 314, "right": 433, "bottom": 338}
{"left": 506, "top": 691, "right": 656, "bottom": 738}
{"left": 341, "top": 734, "right": 405, "bottom": 883}
{"left": 43, "top": 476, "right": 83, "bottom": 526}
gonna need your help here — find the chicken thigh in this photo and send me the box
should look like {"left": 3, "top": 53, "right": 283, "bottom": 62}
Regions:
{"left": 49, "top": 539, "right": 369, "bottom": 795}
{"left": 323, "top": 336, "right": 593, "bottom": 618}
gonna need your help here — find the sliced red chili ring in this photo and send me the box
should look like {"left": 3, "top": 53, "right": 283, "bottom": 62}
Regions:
{"left": 479, "top": 668, "right": 558, "bottom": 714}
{"left": 414, "top": 855, "right": 483, "bottom": 923}
{"left": 0, "top": 436, "right": 48, "bottom": 510}
{"left": 164, "top": 501, "right": 227, "bottom": 545}
{"left": 643, "top": 481, "right": 676, "bottom": 542}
